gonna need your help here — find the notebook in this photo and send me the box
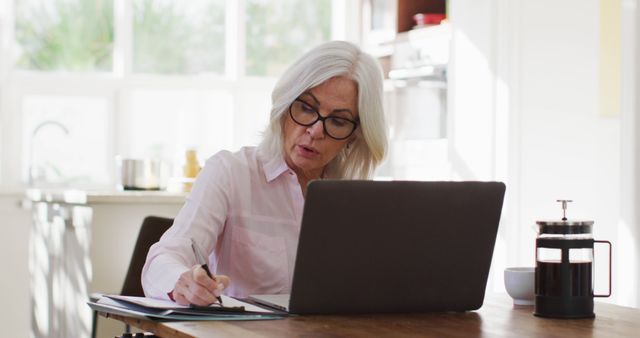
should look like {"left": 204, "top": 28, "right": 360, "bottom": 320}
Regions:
{"left": 87, "top": 294, "right": 284, "bottom": 321}
{"left": 249, "top": 180, "right": 506, "bottom": 314}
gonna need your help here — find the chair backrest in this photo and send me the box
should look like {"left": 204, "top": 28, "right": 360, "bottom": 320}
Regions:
{"left": 120, "top": 216, "right": 174, "bottom": 296}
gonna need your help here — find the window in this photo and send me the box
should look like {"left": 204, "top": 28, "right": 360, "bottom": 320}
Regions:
{"left": 1, "top": 0, "right": 339, "bottom": 187}
{"left": 128, "top": 89, "right": 232, "bottom": 160}
{"left": 21, "top": 95, "right": 111, "bottom": 186}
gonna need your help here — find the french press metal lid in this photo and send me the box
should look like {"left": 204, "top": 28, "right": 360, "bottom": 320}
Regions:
{"left": 536, "top": 199, "right": 594, "bottom": 234}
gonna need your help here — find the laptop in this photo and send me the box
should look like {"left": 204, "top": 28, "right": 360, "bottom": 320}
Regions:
{"left": 250, "top": 180, "right": 506, "bottom": 314}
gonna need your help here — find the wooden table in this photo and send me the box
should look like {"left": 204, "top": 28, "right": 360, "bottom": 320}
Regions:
{"left": 100, "top": 295, "right": 640, "bottom": 337}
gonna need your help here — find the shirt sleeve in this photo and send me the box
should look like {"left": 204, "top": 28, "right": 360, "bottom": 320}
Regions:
{"left": 141, "top": 151, "right": 232, "bottom": 300}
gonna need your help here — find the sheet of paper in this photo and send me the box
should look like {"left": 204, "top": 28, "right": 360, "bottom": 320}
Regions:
{"left": 105, "top": 295, "right": 275, "bottom": 313}
{"left": 107, "top": 295, "right": 189, "bottom": 309}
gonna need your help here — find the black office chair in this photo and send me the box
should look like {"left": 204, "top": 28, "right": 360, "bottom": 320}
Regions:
{"left": 91, "top": 216, "right": 174, "bottom": 338}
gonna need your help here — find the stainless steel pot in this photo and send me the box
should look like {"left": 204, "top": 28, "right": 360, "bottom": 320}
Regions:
{"left": 116, "top": 157, "right": 170, "bottom": 190}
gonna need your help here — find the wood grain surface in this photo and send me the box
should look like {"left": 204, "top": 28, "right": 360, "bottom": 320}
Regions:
{"left": 101, "top": 294, "right": 640, "bottom": 337}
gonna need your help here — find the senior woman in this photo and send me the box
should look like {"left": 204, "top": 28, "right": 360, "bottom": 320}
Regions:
{"left": 142, "top": 40, "right": 388, "bottom": 306}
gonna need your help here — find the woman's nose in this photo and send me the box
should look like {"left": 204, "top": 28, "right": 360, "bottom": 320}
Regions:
{"left": 307, "top": 120, "right": 325, "bottom": 138}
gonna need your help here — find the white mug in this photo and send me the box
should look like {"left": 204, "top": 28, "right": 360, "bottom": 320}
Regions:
{"left": 504, "top": 267, "right": 535, "bottom": 306}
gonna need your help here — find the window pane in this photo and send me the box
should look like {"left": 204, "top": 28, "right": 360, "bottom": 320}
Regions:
{"left": 245, "top": 0, "right": 332, "bottom": 76}
{"left": 14, "top": 0, "right": 113, "bottom": 71}
{"left": 133, "top": 0, "right": 226, "bottom": 74}
{"left": 22, "top": 95, "right": 111, "bottom": 186}
{"left": 129, "top": 89, "right": 232, "bottom": 164}
{"left": 233, "top": 89, "right": 272, "bottom": 147}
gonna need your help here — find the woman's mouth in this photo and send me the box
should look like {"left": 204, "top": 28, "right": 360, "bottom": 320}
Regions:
{"left": 297, "top": 144, "right": 319, "bottom": 158}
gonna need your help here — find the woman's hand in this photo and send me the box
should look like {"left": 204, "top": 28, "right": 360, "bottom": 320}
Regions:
{"left": 172, "top": 264, "right": 230, "bottom": 306}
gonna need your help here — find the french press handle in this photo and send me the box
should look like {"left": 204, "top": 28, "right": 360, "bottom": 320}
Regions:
{"left": 594, "top": 240, "right": 612, "bottom": 298}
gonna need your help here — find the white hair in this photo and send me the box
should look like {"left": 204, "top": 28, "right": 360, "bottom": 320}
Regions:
{"left": 258, "top": 40, "right": 388, "bottom": 179}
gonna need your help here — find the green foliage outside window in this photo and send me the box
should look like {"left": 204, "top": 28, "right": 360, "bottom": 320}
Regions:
{"left": 245, "top": 0, "right": 331, "bottom": 76}
{"left": 13, "top": 0, "right": 329, "bottom": 76}
{"left": 15, "top": 0, "right": 114, "bottom": 71}
{"left": 133, "top": 0, "right": 226, "bottom": 74}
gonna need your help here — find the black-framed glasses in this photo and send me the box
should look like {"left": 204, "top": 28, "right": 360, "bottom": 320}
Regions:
{"left": 288, "top": 99, "right": 359, "bottom": 140}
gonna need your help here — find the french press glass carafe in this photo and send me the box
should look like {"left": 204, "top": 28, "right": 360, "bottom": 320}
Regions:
{"left": 534, "top": 200, "right": 612, "bottom": 318}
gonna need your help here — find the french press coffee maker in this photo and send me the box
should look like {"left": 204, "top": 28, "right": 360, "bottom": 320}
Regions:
{"left": 534, "top": 200, "right": 612, "bottom": 318}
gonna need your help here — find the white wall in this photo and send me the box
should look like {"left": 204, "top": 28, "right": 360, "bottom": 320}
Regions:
{"left": 450, "top": 0, "right": 512, "bottom": 294}
{"left": 452, "top": 0, "right": 636, "bottom": 307}
{"left": 517, "top": 0, "right": 627, "bottom": 305}
{"left": 635, "top": 0, "right": 640, "bottom": 307}
{"left": 449, "top": 0, "right": 497, "bottom": 181}
{"left": 624, "top": 0, "right": 640, "bottom": 307}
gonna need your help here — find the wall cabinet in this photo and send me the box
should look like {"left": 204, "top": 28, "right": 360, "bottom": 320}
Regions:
{"left": 362, "top": 0, "right": 447, "bottom": 52}
{"left": 396, "top": 0, "right": 446, "bottom": 33}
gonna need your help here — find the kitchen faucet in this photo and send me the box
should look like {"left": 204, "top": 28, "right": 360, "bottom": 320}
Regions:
{"left": 28, "top": 120, "right": 70, "bottom": 187}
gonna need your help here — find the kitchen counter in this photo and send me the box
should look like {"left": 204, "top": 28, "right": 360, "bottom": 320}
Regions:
{"left": 24, "top": 188, "right": 188, "bottom": 205}
{"left": 23, "top": 187, "right": 186, "bottom": 338}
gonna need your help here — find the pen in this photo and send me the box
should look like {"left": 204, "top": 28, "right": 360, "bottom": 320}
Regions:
{"left": 190, "top": 238, "right": 223, "bottom": 305}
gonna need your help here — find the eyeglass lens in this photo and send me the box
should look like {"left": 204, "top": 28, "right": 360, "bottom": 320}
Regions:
{"left": 290, "top": 100, "right": 356, "bottom": 140}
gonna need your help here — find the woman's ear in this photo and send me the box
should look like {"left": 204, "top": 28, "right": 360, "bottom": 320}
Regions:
{"left": 346, "top": 138, "right": 355, "bottom": 150}
{"left": 350, "top": 133, "right": 359, "bottom": 144}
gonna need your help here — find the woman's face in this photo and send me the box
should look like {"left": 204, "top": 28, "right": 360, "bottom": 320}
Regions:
{"left": 283, "top": 76, "right": 358, "bottom": 179}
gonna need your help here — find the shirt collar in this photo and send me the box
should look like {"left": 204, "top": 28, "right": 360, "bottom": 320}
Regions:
{"left": 259, "top": 149, "right": 291, "bottom": 182}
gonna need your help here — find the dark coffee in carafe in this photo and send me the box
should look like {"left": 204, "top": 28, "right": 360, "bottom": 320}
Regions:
{"left": 536, "top": 261, "right": 592, "bottom": 297}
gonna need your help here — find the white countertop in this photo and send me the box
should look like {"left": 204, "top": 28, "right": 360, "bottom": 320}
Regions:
{"left": 23, "top": 188, "right": 188, "bottom": 205}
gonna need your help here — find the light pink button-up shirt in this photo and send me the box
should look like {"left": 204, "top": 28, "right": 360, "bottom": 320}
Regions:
{"left": 142, "top": 146, "right": 305, "bottom": 299}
